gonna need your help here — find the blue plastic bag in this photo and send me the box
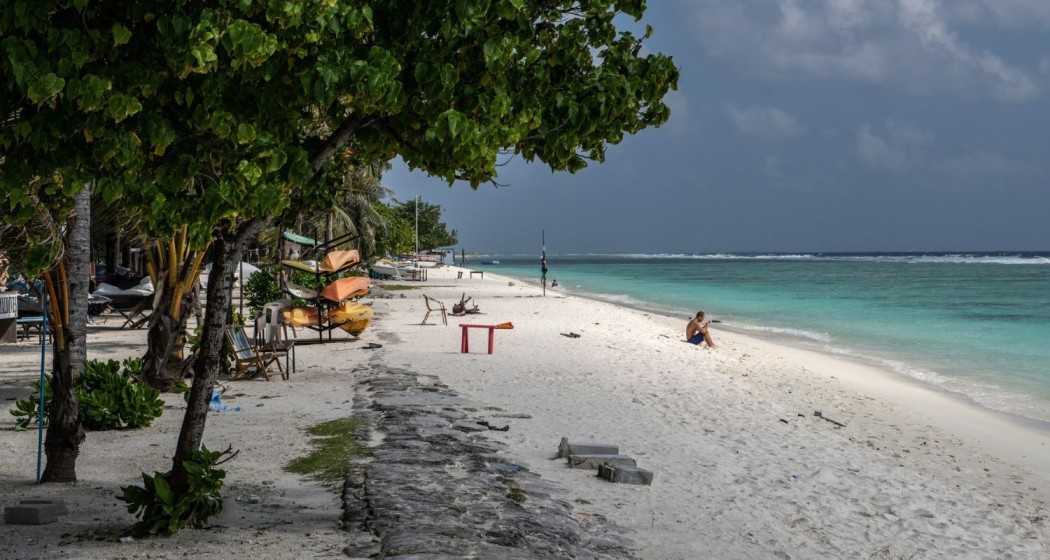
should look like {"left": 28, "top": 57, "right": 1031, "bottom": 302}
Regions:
{"left": 209, "top": 392, "right": 240, "bottom": 413}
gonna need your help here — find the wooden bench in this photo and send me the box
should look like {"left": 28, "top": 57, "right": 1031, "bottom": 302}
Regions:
{"left": 459, "top": 322, "right": 513, "bottom": 354}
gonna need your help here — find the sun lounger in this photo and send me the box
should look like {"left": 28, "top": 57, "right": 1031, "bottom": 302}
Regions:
{"left": 93, "top": 278, "right": 154, "bottom": 328}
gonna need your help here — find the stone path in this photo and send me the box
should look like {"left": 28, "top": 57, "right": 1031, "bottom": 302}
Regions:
{"left": 343, "top": 360, "right": 638, "bottom": 559}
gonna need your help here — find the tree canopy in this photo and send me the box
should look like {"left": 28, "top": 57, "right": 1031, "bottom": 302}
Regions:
{"left": 2, "top": 1, "right": 678, "bottom": 260}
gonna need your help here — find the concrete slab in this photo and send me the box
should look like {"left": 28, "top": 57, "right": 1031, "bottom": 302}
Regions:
{"left": 4, "top": 504, "right": 59, "bottom": 525}
{"left": 557, "top": 437, "right": 619, "bottom": 458}
{"left": 20, "top": 499, "right": 69, "bottom": 516}
{"left": 566, "top": 454, "right": 637, "bottom": 470}
{"left": 597, "top": 464, "right": 654, "bottom": 486}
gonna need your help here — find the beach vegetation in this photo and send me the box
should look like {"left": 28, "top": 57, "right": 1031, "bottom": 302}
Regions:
{"left": 243, "top": 266, "right": 282, "bottom": 318}
{"left": 380, "top": 284, "right": 423, "bottom": 291}
{"left": 10, "top": 358, "right": 163, "bottom": 431}
{"left": 119, "top": 445, "right": 235, "bottom": 537}
{"left": 374, "top": 202, "right": 417, "bottom": 257}
{"left": 286, "top": 417, "right": 367, "bottom": 486}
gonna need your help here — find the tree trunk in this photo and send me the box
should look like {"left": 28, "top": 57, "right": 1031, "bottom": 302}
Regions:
{"left": 41, "top": 184, "right": 91, "bottom": 483}
{"left": 141, "top": 286, "right": 194, "bottom": 391}
{"left": 142, "top": 233, "right": 207, "bottom": 391}
{"left": 169, "top": 221, "right": 260, "bottom": 488}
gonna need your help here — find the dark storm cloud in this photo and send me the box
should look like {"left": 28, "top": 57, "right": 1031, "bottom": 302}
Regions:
{"left": 386, "top": 1, "right": 1050, "bottom": 253}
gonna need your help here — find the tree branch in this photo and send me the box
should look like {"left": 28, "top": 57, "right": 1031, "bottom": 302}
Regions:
{"left": 309, "top": 116, "right": 367, "bottom": 180}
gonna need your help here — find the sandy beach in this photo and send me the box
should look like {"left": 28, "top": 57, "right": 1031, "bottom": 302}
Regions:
{"left": 371, "top": 267, "right": 1050, "bottom": 559}
{"left": 2, "top": 265, "right": 1049, "bottom": 559}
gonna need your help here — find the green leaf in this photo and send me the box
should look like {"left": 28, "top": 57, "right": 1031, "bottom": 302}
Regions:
{"left": 27, "top": 73, "right": 65, "bottom": 104}
{"left": 106, "top": 94, "right": 142, "bottom": 123}
{"left": 153, "top": 475, "right": 174, "bottom": 506}
{"left": 112, "top": 23, "right": 132, "bottom": 46}
{"left": 236, "top": 123, "right": 256, "bottom": 145}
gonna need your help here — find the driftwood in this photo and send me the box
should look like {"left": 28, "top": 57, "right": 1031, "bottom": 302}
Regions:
{"left": 452, "top": 293, "right": 480, "bottom": 316}
{"left": 813, "top": 410, "right": 847, "bottom": 428}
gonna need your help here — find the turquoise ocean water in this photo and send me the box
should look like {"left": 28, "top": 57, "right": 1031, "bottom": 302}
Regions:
{"left": 477, "top": 253, "right": 1050, "bottom": 424}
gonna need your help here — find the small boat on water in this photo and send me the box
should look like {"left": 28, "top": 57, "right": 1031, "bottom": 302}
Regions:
{"left": 486, "top": 260, "right": 501, "bottom": 265}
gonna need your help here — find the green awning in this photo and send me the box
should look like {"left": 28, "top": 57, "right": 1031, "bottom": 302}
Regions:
{"left": 282, "top": 230, "right": 318, "bottom": 247}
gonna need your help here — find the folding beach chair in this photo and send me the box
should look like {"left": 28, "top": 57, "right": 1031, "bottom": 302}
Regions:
{"left": 226, "top": 326, "right": 286, "bottom": 381}
{"left": 421, "top": 295, "right": 447, "bottom": 326}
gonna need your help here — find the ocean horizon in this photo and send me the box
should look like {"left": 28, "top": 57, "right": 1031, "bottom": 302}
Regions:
{"left": 477, "top": 252, "right": 1050, "bottom": 425}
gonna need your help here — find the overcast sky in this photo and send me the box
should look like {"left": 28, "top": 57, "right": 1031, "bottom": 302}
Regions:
{"left": 386, "top": 0, "right": 1050, "bottom": 254}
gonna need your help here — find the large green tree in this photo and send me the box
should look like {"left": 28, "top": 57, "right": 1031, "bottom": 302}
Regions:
{"left": 391, "top": 198, "right": 458, "bottom": 252}
{"left": 2, "top": 0, "right": 677, "bottom": 499}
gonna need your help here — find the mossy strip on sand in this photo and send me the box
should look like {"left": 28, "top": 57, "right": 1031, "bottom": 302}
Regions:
{"left": 286, "top": 418, "right": 366, "bottom": 486}
{"left": 380, "top": 284, "right": 423, "bottom": 291}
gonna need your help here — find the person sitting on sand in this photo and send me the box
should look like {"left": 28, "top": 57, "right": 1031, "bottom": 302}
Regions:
{"left": 686, "top": 311, "right": 715, "bottom": 348}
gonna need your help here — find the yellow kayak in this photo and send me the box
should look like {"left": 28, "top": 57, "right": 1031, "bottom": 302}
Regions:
{"left": 328, "top": 302, "right": 373, "bottom": 336}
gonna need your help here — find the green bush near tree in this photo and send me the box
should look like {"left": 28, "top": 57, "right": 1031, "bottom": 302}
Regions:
{"left": 243, "top": 267, "right": 282, "bottom": 317}
{"left": 10, "top": 358, "right": 163, "bottom": 431}
{"left": 119, "top": 445, "right": 234, "bottom": 536}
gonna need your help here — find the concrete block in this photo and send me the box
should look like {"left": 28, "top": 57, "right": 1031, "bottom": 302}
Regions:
{"left": 4, "top": 504, "right": 58, "bottom": 525}
{"left": 597, "top": 464, "right": 654, "bottom": 486}
{"left": 557, "top": 437, "right": 619, "bottom": 459}
{"left": 566, "top": 454, "right": 637, "bottom": 470}
{"left": 20, "top": 499, "right": 69, "bottom": 516}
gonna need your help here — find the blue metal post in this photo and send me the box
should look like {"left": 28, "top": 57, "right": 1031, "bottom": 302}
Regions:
{"left": 36, "top": 290, "right": 48, "bottom": 483}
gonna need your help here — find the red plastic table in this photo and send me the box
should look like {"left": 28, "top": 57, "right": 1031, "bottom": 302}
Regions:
{"left": 459, "top": 323, "right": 512, "bottom": 354}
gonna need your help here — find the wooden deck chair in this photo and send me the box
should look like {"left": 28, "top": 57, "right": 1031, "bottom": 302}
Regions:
{"left": 421, "top": 295, "right": 447, "bottom": 326}
{"left": 226, "top": 326, "right": 285, "bottom": 381}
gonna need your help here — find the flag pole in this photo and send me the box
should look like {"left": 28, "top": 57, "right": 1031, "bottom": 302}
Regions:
{"left": 414, "top": 195, "right": 420, "bottom": 267}
{"left": 541, "top": 229, "right": 547, "bottom": 297}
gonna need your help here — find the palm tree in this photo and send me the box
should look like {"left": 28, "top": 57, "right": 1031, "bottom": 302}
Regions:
{"left": 263, "top": 158, "right": 391, "bottom": 262}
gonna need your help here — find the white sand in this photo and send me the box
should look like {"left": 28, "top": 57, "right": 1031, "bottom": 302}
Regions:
{"left": 2, "top": 265, "right": 1049, "bottom": 559}
{"left": 372, "top": 266, "right": 1050, "bottom": 559}
{"left": 0, "top": 328, "right": 360, "bottom": 559}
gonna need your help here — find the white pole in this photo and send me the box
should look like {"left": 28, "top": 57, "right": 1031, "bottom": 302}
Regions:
{"left": 414, "top": 195, "right": 420, "bottom": 265}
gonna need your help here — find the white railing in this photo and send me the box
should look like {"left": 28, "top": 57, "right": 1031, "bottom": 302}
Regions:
{"left": 0, "top": 292, "right": 17, "bottom": 320}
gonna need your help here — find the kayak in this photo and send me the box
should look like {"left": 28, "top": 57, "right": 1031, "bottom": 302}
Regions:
{"left": 328, "top": 301, "right": 373, "bottom": 336}
{"left": 321, "top": 276, "right": 369, "bottom": 302}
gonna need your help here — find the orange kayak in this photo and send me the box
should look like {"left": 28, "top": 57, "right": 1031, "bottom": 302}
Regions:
{"left": 321, "top": 276, "right": 369, "bottom": 302}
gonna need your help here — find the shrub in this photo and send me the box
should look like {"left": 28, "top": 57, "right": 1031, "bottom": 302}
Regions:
{"left": 119, "top": 445, "right": 236, "bottom": 536}
{"left": 10, "top": 377, "right": 49, "bottom": 430}
{"left": 243, "top": 267, "right": 281, "bottom": 317}
{"left": 9, "top": 358, "right": 163, "bottom": 431}
{"left": 79, "top": 359, "right": 164, "bottom": 430}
